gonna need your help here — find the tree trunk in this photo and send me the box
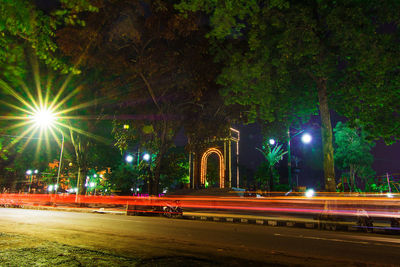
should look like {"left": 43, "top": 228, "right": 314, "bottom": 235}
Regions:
{"left": 151, "top": 119, "right": 168, "bottom": 196}
{"left": 152, "top": 153, "right": 162, "bottom": 195}
{"left": 317, "top": 79, "right": 336, "bottom": 192}
{"left": 70, "top": 130, "right": 89, "bottom": 196}
{"left": 269, "top": 167, "right": 274, "bottom": 191}
{"left": 76, "top": 166, "right": 87, "bottom": 196}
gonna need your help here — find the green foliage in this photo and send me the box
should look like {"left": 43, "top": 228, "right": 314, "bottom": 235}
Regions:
{"left": 40, "top": 167, "right": 58, "bottom": 186}
{"left": 368, "top": 183, "right": 390, "bottom": 193}
{"left": 256, "top": 142, "right": 287, "bottom": 190}
{"left": 178, "top": 0, "right": 400, "bottom": 191}
{"left": 0, "top": 0, "right": 97, "bottom": 81}
{"left": 0, "top": 136, "right": 60, "bottom": 190}
{"left": 106, "top": 147, "right": 189, "bottom": 195}
{"left": 205, "top": 154, "right": 219, "bottom": 187}
{"left": 257, "top": 143, "right": 288, "bottom": 169}
{"left": 57, "top": 0, "right": 221, "bottom": 194}
{"left": 159, "top": 147, "right": 190, "bottom": 191}
{"left": 107, "top": 162, "right": 147, "bottom": 195}
{"left": 254, "top": 162, "right": 272, "bottom": 189}
{"left": 334, "top": 122, "right": 375, "bottom": 191}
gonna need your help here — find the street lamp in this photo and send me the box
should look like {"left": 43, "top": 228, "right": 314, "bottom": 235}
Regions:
{"left": 143, "top": 153, "right": 150, "bottom": 161}
{"left": 125, "top": 155, "right": 134, "bottom": 163}
{"left": 305, "top": 188, "right": 315, "bottom": 198}
{"left": 26, "top": 169, "right": 32, "bottom": 193}
{"left": 142, "top": 153, "right": 152, "bottom": 194}
{"left": 269, "top": 139, "right": 276, "bottom": 145}
{"left": 301, "top": 133, "right": 312, "bottom": 144}
{"left": 29, "top": 108, "right": 64, "bottom": 194}
{"left": 287, "top": 130, "right": 312, "bottom": 189}
{"left": 31, "top": 108, "right": 57, "bottom": 128}
{"left": 26, "top": 169, "right": 38, "bottom": 193}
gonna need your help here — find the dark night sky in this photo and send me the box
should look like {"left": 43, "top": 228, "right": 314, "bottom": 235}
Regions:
{"left": 372, "top": 140, "right": 400, "bottom": 176}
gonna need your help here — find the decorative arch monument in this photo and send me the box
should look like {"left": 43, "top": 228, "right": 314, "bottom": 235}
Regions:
{"left": 189, "top": 128, "right": 240, "bottom": 189}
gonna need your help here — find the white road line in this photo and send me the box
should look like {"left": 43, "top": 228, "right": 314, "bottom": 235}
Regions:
{"left": 274, "top": 232, "right": 400, "bottom": 247}
{"left": 93, "top": 216, "right": 142, "bottom": 223}
{"left": 302, "top": 236, "right": 369, "bottom": 244}
{"left": 273, "top": 233, "right": 369, "bottom": 245}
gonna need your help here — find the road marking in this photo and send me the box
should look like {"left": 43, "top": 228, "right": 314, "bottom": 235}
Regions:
{"left": 301, "top": 236, "right": 369, "bottom": 245}
{"left": 272, "top": 233, "right": 369, "bottom": 245}
{"left": 0, "top": 214, "right": 27, "bottom": 217}
{"left": 350, "top": 235, "right": 400, "bottom": 244}
{"left": 274, "top": 232, "right": 400, "bottom": 248}
{"left": 95, "top": 217, "right": 143, "bottom": 223}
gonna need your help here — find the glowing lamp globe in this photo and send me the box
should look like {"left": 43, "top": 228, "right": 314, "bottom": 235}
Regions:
{"left": 269, "top": 139, "right": 276, "bottom": 145}
{"left": 301, "top": 133, "right": 312, "bottom": 144}
{"left": 305, "top": 189, "right": 315, "bottom": 198}
{"left": 125, "top": 155, "right": 134, "bottom": 163}
{"left": 31, "top": 108, "right": 57, "bottom": 128}
{"left": 143, "top": 153, "right": 150, "bottom": 161}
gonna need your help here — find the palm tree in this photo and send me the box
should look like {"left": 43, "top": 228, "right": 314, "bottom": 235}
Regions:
{"left": 256, "top": 143, "right": 287, "bottom": 191}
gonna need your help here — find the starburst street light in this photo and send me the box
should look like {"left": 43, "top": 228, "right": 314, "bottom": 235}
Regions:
{"left": 29, "top": 107, "right": 58, "bottom": 128}
{"left": 28, "top": 107, "right": 64, "bottom": 194}
{"left": 0, "top": 56, "right": 113, "bottom": 197}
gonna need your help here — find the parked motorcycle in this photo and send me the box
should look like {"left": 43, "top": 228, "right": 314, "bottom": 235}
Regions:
{"left": 162, "top": 200, "right": 182, "bottom": 218}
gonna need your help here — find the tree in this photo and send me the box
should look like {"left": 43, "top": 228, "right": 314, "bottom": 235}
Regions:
{"left": 334, "top": 122, "right": 375, "bottom": 192}
{"left": 159, "top": 147, "right": 189, "bottom": 192}
{"left": 57, "top": 0, "right": 222, "bottom": 194}
{"left": 256, "top": 142, "right": 287, "bottom": 191}
{"left": 177, "top": 0, "right": 400, "bottom": 191}
{"left": 107, "top": 161, "right": 146, "bottom": 195}
{"left": 0, "top": 1, "right": 99, "bottom": 194}
{"left": 0, "top": 0, "right": 97, "bottom": 82}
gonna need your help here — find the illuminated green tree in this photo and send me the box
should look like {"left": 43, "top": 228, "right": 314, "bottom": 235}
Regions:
{"left": 334, "top": 122, "right": 375, "bottom": 192}
{"left": 256, "top": 143, "right": 287, "bottom": 190}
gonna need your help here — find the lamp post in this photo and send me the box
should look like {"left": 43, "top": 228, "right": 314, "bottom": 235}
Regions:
{"left": 288, "top": 130, "right": 312, "bottom": 189}
{"left": 143, "top": 153, "right": 151, "bottom": 194}
{"left": 26, "top": 169, "right": 39, "bottom": 193}
{"left": 29, "top": 107, "right": 63, "bottom": 194}
{"left": 270, "top": 130, "right": 312, "bottom": 189}
{"left": 55, "top": 132, "right": 64, "bottom": 193}
{"left": 26, "top": 169, "right": 32, "bottom": 193}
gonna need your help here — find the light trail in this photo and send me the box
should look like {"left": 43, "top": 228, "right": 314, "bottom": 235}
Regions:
{"left": 1, "top": 193, "right": 400, "bottom": 225}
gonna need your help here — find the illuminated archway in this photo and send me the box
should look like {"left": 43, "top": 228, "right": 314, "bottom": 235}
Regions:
{"left": 200, "top": 148, "right": 225, "bottom": 188}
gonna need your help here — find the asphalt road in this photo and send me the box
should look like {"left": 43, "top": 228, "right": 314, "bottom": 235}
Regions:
{"left": 1, "top": 208, "right": 400, "bottom": 266}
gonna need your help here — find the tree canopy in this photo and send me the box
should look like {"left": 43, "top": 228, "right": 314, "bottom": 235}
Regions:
{"left": 56, "top": 0, "right": 228, "bottom": 194}
{"left": 177, "top": 0, "right": 400, "bottom": 191}
{"left": 0, "top": 0, "right": 98, "bottom": 82}
{"left": 334, "top": 121, "right": 375, "bottom": 192}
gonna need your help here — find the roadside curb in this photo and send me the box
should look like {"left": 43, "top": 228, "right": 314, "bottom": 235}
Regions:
{"left": 181, "top": 213, "right": 397, "bottom": 234}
